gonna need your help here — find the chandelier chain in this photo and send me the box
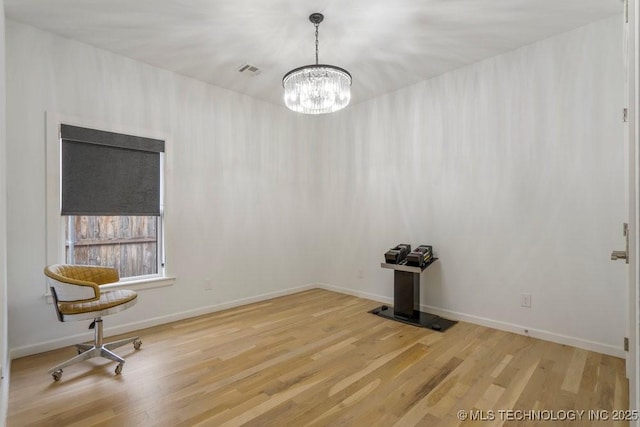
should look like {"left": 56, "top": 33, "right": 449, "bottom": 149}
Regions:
{"left": 315, "top": 22, "right": 319, "bottom": 65}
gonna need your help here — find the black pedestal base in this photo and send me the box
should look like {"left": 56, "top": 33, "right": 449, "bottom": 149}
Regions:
{"left": 370, "top": 305, "right": 457, "bottom": 332}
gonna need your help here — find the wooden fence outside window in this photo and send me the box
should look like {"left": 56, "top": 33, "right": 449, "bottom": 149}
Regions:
{"left": 65, "top": 215, "right": 158, "bottom": 278}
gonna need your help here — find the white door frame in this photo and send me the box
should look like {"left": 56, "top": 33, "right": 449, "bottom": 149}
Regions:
{"left": 629, "top": 0, "right": 639, "bottom": 418}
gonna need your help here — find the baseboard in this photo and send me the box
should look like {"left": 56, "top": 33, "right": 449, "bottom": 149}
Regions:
{"left": 0, "top": 358, "right": 9, "bottom": 427}
{"left": 315, "top": 283, "right": 625, "bottom": 358}
{"left": 9, "top": 283, "right": 317, "bottom": 359}
{"left": 318, "top": 283, "right": 394, "bottom": 306}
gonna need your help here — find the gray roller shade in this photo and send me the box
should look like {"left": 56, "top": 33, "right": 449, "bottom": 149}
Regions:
{"left": 61, "top": 124, "right": 165, "bottom": 216}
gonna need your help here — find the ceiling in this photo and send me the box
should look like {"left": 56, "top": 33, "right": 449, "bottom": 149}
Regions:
{"left": 4, "top": 0, "right": 623, "bottom": 108}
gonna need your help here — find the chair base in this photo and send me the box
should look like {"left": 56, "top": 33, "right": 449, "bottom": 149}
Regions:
{"left": 48, "top": 317, "right": 141, "bottom": 381}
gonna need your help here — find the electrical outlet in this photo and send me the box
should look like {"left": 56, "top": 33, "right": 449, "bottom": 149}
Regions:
{"left": 520, "top": 293, "right": 532, "bottom": 308}
{"left": 204, "top": 279, "right": 213, "bottom": 291}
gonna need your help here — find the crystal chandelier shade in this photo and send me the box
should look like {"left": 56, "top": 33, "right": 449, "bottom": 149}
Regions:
{"left": 283, "top": 13, "right": 352, "bottom": 114}
{"left": 283, "top": 65, "right": 351, "bottom": 114}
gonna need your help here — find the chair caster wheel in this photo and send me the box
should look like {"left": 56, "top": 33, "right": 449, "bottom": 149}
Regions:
{"left": 133, "top": 339, "right": 142, "bottom": 350}
{"left": 115, "top": 363, "right": 124, "bottom": 375}
{"left": 52, "top": 370, "right": 63, "bottom": 381}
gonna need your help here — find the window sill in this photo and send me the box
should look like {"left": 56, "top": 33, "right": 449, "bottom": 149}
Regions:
{"left": 102, "top": 276, "right": 176, "bottom": 291}
{"left": 44, "top": 275, "right": 176, "bottom": 304}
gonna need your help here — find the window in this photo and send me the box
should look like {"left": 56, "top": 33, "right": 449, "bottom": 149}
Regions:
{"left": 46, "top": 114, "right": 173, "bottom": 291}
{"left": 59, "top": 124, "right": 164, "bottom": 280}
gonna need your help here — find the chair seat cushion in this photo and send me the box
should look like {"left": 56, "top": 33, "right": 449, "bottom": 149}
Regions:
{"left": 58, "top": 289, "right": 137, "bottom": 315}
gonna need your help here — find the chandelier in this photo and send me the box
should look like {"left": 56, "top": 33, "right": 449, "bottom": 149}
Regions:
{"left": 283, "top": 13, "right": 352, "bottom": 114}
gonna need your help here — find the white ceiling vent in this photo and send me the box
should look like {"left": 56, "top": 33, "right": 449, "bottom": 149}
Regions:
{"left": 237, "top": 63, "right": 261, "bottom": 76}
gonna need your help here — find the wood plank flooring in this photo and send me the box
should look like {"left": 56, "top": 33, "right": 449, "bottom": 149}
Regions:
{"left": 7, "top": 289, "right": 629, "bottom": 426}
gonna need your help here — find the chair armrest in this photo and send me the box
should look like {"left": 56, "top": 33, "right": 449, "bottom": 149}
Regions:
{"left": 46, "top": 276, "right": 100, "bottom": 303}
{"left": 44, "top": 264, "right": 119, "bottom": 303}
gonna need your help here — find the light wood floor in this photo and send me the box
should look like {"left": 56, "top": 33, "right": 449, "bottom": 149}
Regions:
{"left": 7, "top": 289, "right": 628, "bottom": 426}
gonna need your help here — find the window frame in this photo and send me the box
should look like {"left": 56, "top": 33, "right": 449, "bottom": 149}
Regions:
{"left": 45, "top": 112, "right": 174, "bottom": 297}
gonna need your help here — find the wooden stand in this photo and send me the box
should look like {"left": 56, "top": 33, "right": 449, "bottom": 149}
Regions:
{"left": 370, "top": 258, "right": 457, "bottom": 332}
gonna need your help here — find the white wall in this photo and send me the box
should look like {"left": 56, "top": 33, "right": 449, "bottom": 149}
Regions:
{"left": 0, "top": 0, "right": 8, "bottom": 423}
{"left": 4, "top": 15, "right": 626, "bottom": 359}
{"left": 5, "top": 21, "right": 323, "bottom": 355}
{"left": 315, "top": 16, "right": 626, "bottom": 355}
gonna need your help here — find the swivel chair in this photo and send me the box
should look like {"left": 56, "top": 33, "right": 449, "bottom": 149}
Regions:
{"left": 44, "top": 264, "right": 142, "bottom": 381}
